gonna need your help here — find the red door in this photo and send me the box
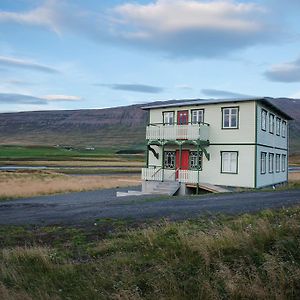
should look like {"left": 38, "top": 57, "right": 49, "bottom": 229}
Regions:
{"left": 176, "top": 150, "right": 189, "bottom": 178}
{"left": 177, "top": 110, "right": 188, "bottom": 125}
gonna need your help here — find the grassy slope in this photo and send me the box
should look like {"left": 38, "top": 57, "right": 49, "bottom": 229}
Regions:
{"left": 0, "top": 206, "right": 300, "bottom": 299}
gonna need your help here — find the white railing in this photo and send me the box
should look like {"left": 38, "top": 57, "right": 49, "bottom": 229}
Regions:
{"left": 178, "top": 170, "right": 199, "bottom": 184}
{"left": 146, "top": 124, "right": 209, "bottom": 141}
{"left": 142, "top": 167, "right": 163, "bottom": 181}
{"left": 142, "top": 168, "right": 200, "bottom": 184}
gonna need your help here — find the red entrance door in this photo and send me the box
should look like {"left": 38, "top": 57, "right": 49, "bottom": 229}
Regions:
{"left": 176, "top": 150, "right": 189, "bottom": 178}
{"left": 177, "top": 110, "right": 188, "bottom": 125}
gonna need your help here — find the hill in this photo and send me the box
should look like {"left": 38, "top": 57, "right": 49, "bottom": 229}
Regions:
{"left": 0, "top": 98, "right": 299, "bottom": 153}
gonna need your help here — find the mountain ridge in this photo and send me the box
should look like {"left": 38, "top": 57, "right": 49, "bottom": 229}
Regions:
{"left": 0, "top": 98, "right": 299, "bottom": 153}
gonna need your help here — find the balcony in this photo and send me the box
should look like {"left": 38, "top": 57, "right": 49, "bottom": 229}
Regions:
{"left": 141, "top": 168, "right": 199, "bottom": 184}
{"left": 146, "top": 123, "right": 209, "bottom": 141}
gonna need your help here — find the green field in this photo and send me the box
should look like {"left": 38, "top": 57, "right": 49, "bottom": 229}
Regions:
{"left": 0, "top": 207, "right": 300, "bottom": 299}
{"left": 0, "top": 145, "right": 144, "bottom": 161}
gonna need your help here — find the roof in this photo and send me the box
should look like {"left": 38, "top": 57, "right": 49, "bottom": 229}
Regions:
{"left": 141, "top": 97, "right": 293, "bottom": 120}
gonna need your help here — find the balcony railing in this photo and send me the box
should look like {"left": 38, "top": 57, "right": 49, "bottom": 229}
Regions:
{"left": 146, "top": 123, "right": 209, "bottom": 141}
{"left": 142, "top": 168, "right": 199, "bottom": 184}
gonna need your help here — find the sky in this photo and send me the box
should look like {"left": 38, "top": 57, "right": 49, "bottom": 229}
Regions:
{"left": 0, "top": 0, "right": 300, "bottom": 112}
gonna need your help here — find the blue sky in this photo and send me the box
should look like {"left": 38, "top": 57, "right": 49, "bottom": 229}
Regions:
{"left": 0, "top": 0, "right": 300, "bottom": 112}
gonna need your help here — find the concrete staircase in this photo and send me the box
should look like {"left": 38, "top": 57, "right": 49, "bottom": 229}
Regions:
{"left": 151, "top": 181, "right": 180, "bottom": 196}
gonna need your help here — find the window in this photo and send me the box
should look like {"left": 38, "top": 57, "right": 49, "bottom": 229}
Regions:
{"left": 189, "top": 151, "right": 202, "bottom": 170}
{"left": 276, "top": 117, "right": 281, "bottom": 136}
{"left": 261, "top": 152, "right": 267, "bottom": 174}
{"left": 222, "top": 107, "right": 239, "bottom": 129}
{"left": 282, "top": 154, "right": 286, "bottom": 172}
{"left": 268, "top": 153, "right": 274, "bottom": 173}
{"left": 164, "top": 151, "right": 175, "bottom": 169}
{"left": 261, "top": 109, "right": 267, "bottom": 131}
{"left": 163, "top": 111, "right": 174, "bottom": 125}
{"left": 191, "top": 109, "right": 204, "bottom": 124}
{"left": 276, "top": 154, "right": 280, "bottom": 172}
{"left": 269, "top": 114, "right": 275, "bottom": 134}
{"left": 282, "top": 121, "right": 287, "bottom": 138}
{"left": 221, "top": 152, "right": 238, "bottom": 174}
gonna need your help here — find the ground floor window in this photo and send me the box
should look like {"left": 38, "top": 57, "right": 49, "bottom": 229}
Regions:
{"left": 276, "top": 154, "right": 281, "bottom": 172}
{"left": 282, "top": 154, "right": 286, "bottom": 172}
{"left": 221, "top": 151, "right": 238, "bottom": 174}
{"left": 189, "top": 151, "right": 202, "bottom": 170}
{"left": 261, "top": 152, "right": 267, "bottom": 174}
{"left": 164, "top": 151, "right": 175, "bottom": 169}
{"left": 268, "top": 153, "right": 274, "bottom": 173}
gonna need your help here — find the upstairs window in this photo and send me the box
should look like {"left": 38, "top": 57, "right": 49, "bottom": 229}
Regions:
{"left": 268, "top": 153, "right": 274, "bottom": 173}
{"left": 276, "top": 117, "right": 281, "bottom": 136}
{"left": 191, "top": 109, "right": 204, "bottom": 124}
{"left": 164, "top": 151, "right": 175, "bottom": 169}
{"left": 261, "top": 109, "right": 267, "bottom": 131}
{"left": 261, "top": 152, "right": 267, "bottom": 174}
{"left": 222, "top": 107, "right": 239, "bottom": 129}
{"left": 269, "top": 114, "right": 275, "bottom": 134}
{"left": 221, "top": 151, "right": 238, "bottom": 173}
{"left": 189, "top": 151, "right": 202, "bottom": 170}
{"left": 276, "top": 154, "right": 281, "bottom": 172}
{"left": 163, "top": 111, "right": 174, "bottom": 125}
{"left": 282, "top": 121, "right": 287, "bottom": 138}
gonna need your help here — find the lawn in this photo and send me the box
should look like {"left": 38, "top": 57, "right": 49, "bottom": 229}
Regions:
{"left": 0, "top": 206, "right": 299, "bottom": 299}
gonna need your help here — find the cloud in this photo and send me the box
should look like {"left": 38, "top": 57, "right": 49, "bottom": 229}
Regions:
{"left": 176, "top": 84, "right": 193, "bottom": 90}
{"left": 0, "top": 56, "right": 59, "bottom": 74}
{"left": 0, "top": 0, "right": 279, "bottom": 58}
{"left": 0, "top": 93, "right": 47, "bottom": 105}
{"left": 0, "top": 93, "right": 82, "bottom": 105}
{"left": 42, "top": 94, "right": 82, "bottom": 101}
{"left": 264, "top": 57, "right": 300, "bottom": 82}
{"left": 98, "top": 83, "right": 164, "bottom": 93}
{"left": 201, "top": 88, "right": 253, "bottom": 98}
{"left": 110, "top": 0, "right": 277, "bottom": 57}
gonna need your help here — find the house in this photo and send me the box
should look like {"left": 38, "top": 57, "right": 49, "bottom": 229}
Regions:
{"left": 141, "top": 97, "right": 293, "bottom": 195}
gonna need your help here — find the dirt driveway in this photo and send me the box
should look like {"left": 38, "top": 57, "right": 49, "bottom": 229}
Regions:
{"left": 0, "top": 187, "right": 300, "bottom": 225}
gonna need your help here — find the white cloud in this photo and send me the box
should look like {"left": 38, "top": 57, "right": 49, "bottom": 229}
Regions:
{"left": 42, "top": 94, "right": 82, "bottom": 101}
{"left": 265, "top": 57, "right": 300, "bottom": 82}
{"left": 0, "top": 0, "right": 280, "bottom": 58}
{"left": 0, "top": 56, "right": 59, "bottom": 73}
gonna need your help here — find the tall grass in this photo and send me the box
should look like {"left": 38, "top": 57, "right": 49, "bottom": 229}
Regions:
{"left": 0, "top": 207, "right": 300, "bottom": 299}
{"left": 0, "top": 172, "right": 140, "bottom": 200}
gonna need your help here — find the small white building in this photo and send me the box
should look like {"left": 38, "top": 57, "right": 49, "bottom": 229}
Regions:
{"left": 141, "top": 97, "right": 293, "bottom": 195}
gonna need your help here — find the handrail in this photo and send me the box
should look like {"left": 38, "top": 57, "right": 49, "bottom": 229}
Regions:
{"left": 148, "top": 122, "right": 210, "bottom": 126}
{"left": 166, "top": 167, "right": 180, "bottom": 180}
{"left": 151, "top": 167, "right": 162, "bottom": 178}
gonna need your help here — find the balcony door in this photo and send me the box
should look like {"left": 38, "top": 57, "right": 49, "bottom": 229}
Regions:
{"left": 175, "top": 150, "right": 189, "bottom": 178}
{"left": 177, "top": 110, "right": 189, "bottom": 125}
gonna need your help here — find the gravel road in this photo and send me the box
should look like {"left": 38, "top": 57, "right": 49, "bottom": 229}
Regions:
{"left": 0, "top": 187, "right": 300, "bottom": 225}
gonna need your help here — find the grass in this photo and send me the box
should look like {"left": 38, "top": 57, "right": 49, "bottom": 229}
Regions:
{"left": 0, "top": 172, "right": 140, "bottom": 200}
{"left": 0, "top": 145, "right": 144, "bottom": 162}
{"left": 0, "top": 206, "right": 300, "bottom": 299}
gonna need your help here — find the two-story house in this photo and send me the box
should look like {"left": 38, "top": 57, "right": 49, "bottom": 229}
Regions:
{"left": 141, "top": 97, "right": 293, "bottom": 195}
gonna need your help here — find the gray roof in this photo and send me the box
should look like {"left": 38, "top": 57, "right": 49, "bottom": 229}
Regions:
{"left": 141, "top": 97, "right": 293, "bottom": 120}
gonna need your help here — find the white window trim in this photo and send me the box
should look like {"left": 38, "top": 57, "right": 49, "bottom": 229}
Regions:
{"left": 268, "top": 153, "right": 274, "bottom": 173}
{"left": 163, "top": 111, "right": 174, "bottom": 125}
{"left": 282, "top": 121, "right": 287, "bottom": 138}
{"left": 261, "top": 109, "right": 267, "bottom": 131}
{"left": 191, "top": 109, "right": 204, "bottom": 124}
{"left": 276, "top": 117, "right": 281, "bottom": 136}
{"left": 222, "top": 107, "right": 239, "bottom": 129}
{"left": 221, "top": 151, "right": 238, "bottom": 174}
{"left": 275, "top": 154, "right": 281, "bottom": 173}
{"left": 269, "top": 114, "right": 275, "bottom": 134}
{"left": 261, "top": 152, "right": 267, "bottom": 174}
